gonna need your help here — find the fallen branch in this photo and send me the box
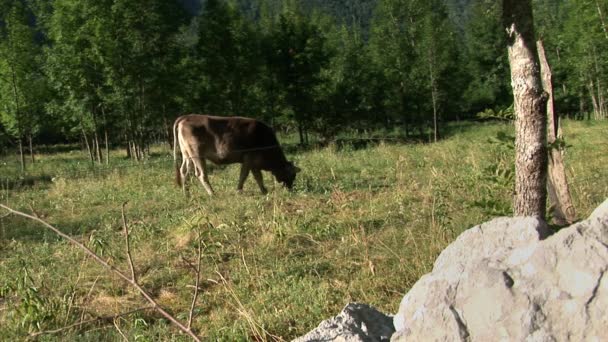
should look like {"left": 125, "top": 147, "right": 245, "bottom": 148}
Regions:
{"left": 0, "top": 204, "right": 202, "bottom": 341}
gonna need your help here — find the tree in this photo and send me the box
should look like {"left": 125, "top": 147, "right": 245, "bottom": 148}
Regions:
{"left": 182, "top": 0, "right": 262, "bottom": 116}
{"left": 0, "top": 2, "right": 46, "bottom": 171}
{"left": 370, "top": 0, "right": 460, "bottom": 139}
{"left": 100, "top": 0, "right": 187, "bottom": 160}
{"left": 369, "top": 0, "right": 418, "bottom": 135}
{"left": 45, "top": 0, "right": 112, "bottom": 164}
{"left": 315, "top": 24, "right": 375, "bottom": 140}
{"left": 463, "top": 0, "right": 511, "bottom": 115}
{"left": 264, "top": 1, "right": 330, "bottom": 144}
{"left": 416, "top": 0, "right": 460, "bottom": 141}
{"left": 503, "top": 0, "right": 548, "bottom": 218}
{"left": 560, "top": 0, "right": 608, "bottom": 119}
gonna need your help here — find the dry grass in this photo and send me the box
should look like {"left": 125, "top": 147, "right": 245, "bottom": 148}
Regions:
{"left": 0, "top": 120, "right": 606, "bottom": 340}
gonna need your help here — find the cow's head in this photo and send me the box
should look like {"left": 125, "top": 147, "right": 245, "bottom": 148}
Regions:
{"left": 273, "top": 161, "right": 300, "bottom": 189}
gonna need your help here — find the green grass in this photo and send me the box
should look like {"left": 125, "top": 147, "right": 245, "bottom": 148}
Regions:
{"left": 0, "top": 120, "right": 606, "bottom": 341}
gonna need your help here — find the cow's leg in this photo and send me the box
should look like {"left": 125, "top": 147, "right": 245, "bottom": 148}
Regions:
{"left": 180, "top": 155, "right": 191, "bottom": 196}
{"left": 192, "top": 157, "right": 214, "bottom": 196}
{"left": 237, "top": 164, "right": 250, "bottom": 193}
{"left": 252, "top": 169, "right": 267, "bottom": 195}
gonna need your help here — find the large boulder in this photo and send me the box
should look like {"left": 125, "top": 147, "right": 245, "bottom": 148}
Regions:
{"left": 293, "top": 199, "right": 608, "bottom": 341}
{"left": 392, "top": 199, "right": 608, "bottom": 341}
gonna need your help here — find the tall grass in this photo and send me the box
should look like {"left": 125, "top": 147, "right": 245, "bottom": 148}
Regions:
{"left": 0, "top": 120, "right": 606, "bottom": 340}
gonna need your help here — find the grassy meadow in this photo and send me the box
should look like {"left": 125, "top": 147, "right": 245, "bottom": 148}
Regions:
{"left": 0, "top": 120, "right": 606, "bottom": 341}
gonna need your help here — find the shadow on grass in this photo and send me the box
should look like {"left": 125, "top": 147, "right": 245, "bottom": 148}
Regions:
{"left": 440, "top": 119, "right": 513, "bottom": 140}
{"left": 1, "top": 174, "right": 53, "bottom": 190}
{"left": 1, "top": 209, "right": 107, "bottom": 242}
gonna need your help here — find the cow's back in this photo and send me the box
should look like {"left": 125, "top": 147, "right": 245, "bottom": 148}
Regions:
{"left": 176, "top": 114, "right": 286, "bottom": 168}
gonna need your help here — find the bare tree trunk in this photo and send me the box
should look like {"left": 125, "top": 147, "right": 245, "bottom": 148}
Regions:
{"left": 18, "top": 137, "right": 25, "bottom": 172}
{"left": 589, "top": 80, "right": 600, "bottom": 119}
{"left": 91, "top": 110, "right": 102, "bottom": 164}
{"left": 81, "top": 128, "right": 94, "bottom": 165}
{"left": 164, "top": 116, "right": 172, "bottom": 149}
{"left": 94, "top": 131, "right": 102, "bottom": 164}
{"left": 8, "top": 63, "right": 24, "bottom": 172}
{"left": 102, "top": 106, "right": 109, "bottom": 165}
{"left": 598, "top": 80, "right": 606, "bottom": 120}
{"left": 104, "top": 129, "right": 110, "bottom": 165}
{"left": 28, "top": 134, "right": 35, "bottom": 164}
{"left": 591, "top": 46, "right": 607, "bottom": 120}
{"left": 298, "top": 123, "right": 304, "bottom": 146}
{"left": 503, "top": 0, "right": 548, "bottom": 218}
{"left": 538, "top": 40, "right": 576, "bottom": 225}
{"left": 428, "top": 44, "right": 439, "bottom": 142}
{"left": 596, "top": 0, "right": 608, "bottom": 40}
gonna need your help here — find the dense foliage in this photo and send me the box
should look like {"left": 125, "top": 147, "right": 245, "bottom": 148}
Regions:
{"left": 0, "top": 0, "right": 606, "bottom": 164}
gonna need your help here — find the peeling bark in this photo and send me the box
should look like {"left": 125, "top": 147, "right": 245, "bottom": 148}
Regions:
{"left": 537, "top": 40, "right": 576, "bottom": 225}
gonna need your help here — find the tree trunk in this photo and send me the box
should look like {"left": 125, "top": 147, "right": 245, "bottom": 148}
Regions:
{"left": 104, "top": 129, "right": 110, "bottom": 165}
{"left": 596, "top": 0, "right": 608, "bottom": 40}
{"left": 503, "top": 0, "right": 548, "bottom": 218}
{"left": 537, "top": 40, "right": 576, "bottom": 225}
{"left": 125, "top": 138, "right": 131, "bottom": 159}
{"left": 81, "top": 128, "right": 94, "bottom": 165}
{"left": 298, "top": 123, "right": 304, "bottom": 146}
{"left": 91, "top": 109, "right": 102, "bottom": 163}
{"left": 18, "top": 137, "right": 25, "bottom": 173}
{"left": 102, "top": 106, "right": 109, "bottom": 165}
{"left": 164, "top": 116, "right": 172, "bottom": 149}
{"left": 589, "top": 80, "right": 600, "bottom": 119}
{"left": 28, "top": 134, "right": 35, "bottom": 164}
{"left": 94, "top": 130, "right": 102, "bottom": 164}
{"left": 428, "top": 46, "right": 439, "bottom": 142}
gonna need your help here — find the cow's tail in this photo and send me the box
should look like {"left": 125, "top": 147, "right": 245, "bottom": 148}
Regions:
{"left": 173, "top": 118, "right": 182, "bottom": 187}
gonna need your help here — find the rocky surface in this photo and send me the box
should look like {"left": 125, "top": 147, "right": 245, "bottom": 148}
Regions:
{"left": 294, "top": 199, "right": 608, "bottom": 342}
{"left": 392, "top": 199, "right": 608, "bottom": 341}
{"left": 293, "top": 303, "right": 394, "bottom": 342}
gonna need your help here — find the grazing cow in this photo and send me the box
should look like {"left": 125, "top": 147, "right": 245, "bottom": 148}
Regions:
{"left": 173, "top": 114, "right": 300, "bottom": 195}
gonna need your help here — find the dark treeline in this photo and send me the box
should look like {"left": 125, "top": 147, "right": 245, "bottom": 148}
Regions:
{"left": 0, "top": 0, "right": 606, "bottom": 170}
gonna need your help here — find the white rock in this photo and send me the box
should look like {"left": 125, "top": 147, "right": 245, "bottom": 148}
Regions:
{"left": 392, "top": 199, "right": 608, "bottom": 341}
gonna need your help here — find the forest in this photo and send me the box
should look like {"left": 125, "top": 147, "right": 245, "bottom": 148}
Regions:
{"left": 0, "top": 0, "right": 606, "bottom": 170}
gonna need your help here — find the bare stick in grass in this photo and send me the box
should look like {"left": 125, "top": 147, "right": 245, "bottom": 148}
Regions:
{"left": 0, "top": 204, "right": 202, "bottom": 342}
{"left": 121, "top": 202, "right": 136, "bottom": 282}
{"left": 113, "top": 318, "right": 129, "bottom": 341}
{"left": 187, "top": 232, "right": 203, "bottom": 330}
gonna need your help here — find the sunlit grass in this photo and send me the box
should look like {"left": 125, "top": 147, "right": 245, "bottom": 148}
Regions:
{"left": 0, "top": 120, "right": 606, "bottom": 340}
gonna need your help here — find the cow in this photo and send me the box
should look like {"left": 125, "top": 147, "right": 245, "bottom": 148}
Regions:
{"left": 173, "top": 114, "right": 300, "bottom": 196}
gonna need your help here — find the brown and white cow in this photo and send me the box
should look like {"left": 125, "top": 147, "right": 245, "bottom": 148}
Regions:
{"left": 173, "top": 114, "right": 300, "bottom": 195}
